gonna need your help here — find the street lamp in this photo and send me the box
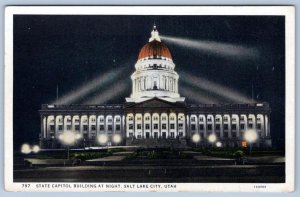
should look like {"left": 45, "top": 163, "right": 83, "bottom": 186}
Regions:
{"left": 32, "top": 145, "right": 40, "bottom": 153}
{"left": 21, "top": 143, "right": 31, "bottom": 154}
{"left": 244, "top": 129, "right": 258, "bottom": 155}
{"left": 113, "top": 134, "right": 122, "bottom": 145}
{"left": 97, "top": 134, "right": 108, "bottom": 145}
{"left": 192, "top": 133, "right": 201, "bottom": 148}
{"left": 216, "top": 141, "right": 222, "bottom": 148}
{"left": 208, "top": 133, "right": 217, "bottom": 144}
{"left": 58, "top": 131, "right": 79, "bottom": 160}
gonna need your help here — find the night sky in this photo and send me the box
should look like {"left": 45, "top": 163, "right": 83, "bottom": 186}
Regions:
{"left": 13, "top": 15, "right": 285, "bottom": 149}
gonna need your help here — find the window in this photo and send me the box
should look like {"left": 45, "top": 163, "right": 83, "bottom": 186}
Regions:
{"left": 224, "top": 117, "right": 228, "bottom": 121}
{"left": 224, "top": 132, "right": 228, "bottom": 138}
{"left": 67, "top": 125, "right": 71, "bottom": 130}
{"left": 145, "top": 116, "right": 150, "bottom": 121}
{"left": 207, "top": 117, "right": 212, "bottom": 122}
{"left": 207, "top": 124, "right": 212, "bottom": 130}
{"left": 107, "top": 118, "right": 112, "bottom": 123}
{"left": 179, "top": 132, "right": 183, "bottom": 137}
{"left": 162, "top": 124, "right": 166, "bottom": 129}
{"left": 199, "top": 124, "right": 204, "bottom": 130}
{"left": 178, "top": 123, "right": 183, "bottom": 129}
{"left": 249, "top": 117, "right": 253, "bottom": 121}
{"left": 58, "top": 125, "right": 63, "bottom": 131}
{"left": 100, "top": 125, "right": 104, "bottom": 131}
{"left": 91, "top": 125, "right": 96, "bottom": 131}
{"left": 154, "top": 124, "right": 158, "bottom": 130}
{"left": 170, "top": 132, "right": 175, "bottom": 138}
{"left": 199, "top": 117, "right": 204, "bottom": 121}
{"left": 162, "top": 132, "right": 167, "bottom": 139}
{"left": 216, "top": 132, "right": 220, "bottom": 137}
{"left": 116, "top": 117, "right": 120, "bottom": 122}
{"left": 232, "top": 124, "right": 236, "bottom": 130}
{"left": 232, "top": 132, "right": 237, "bottom": 138}
{"left": 75, "top": 125, "right": 79, "bottom": 131}
{"left": 50, "top": 125, "right": 55, "bottom": 131}
{"left": 128, "top": 116, "right": 133, "bottom": 121}
{"left": 215, "top": 117, "right": 220, "bottom": 122}
{"left": 153, "top": 116, "right": 158, "bottom": 121}
{"left": 83, "top": 133, "right": 88, "bottom": 139}
{"left": 191, "top": 124, "right": 196, "bottom": 131}
{"left": 257, "top": 124, "right": 261, "bottom": 130}
{"left": 170, "top": 124, "right": 175, "bottom": 129}
{"left": 240, "top": 116, "right": 245, "bottom": 120}
{"left": 162, "top": 116, "right": 167, "bottom": 121}
{"left": 129, "top": 132, "right": 133, "bottom": 137}
{"left": 145, "top": 124, "right": 150, "bottom": 130}
{"left": 154, "top": 132, "right": 158, "bottom": 138}
{"left": 170, "top": 116, "right": 175, "bottom": 121}
{"left": 116, "top": 124, "right": 120, "bottom": 131}
{"left": 216, "top": 124, "right": 220, "bottom": 130}
{"left": 249, "top": 123, "right": 253, "bottom": 129}
{"left": 224, "top": 124, "right": 228, "bottom": 130}
{"left": 191, "top": 117, "right": 196, "bottom": 122}
{"left": 129, "top": 124, "right": 133, "bottom": 130}
{"left": 137, "top": 134, "right": 142, "bottom": 139}
{"left": 137, "top": 124, "right": 142, "bottom": 129}
{"left": 240, "top": 124, "right": 245, "bottom": 130}
{"left": 108, "top": 125, "right": 112, "bottom": 131}
{"left": 100, "top": 118, "right": 104, "bottom": 122}
{"left": 137, "top": 117, "right": 141, "bottom": 121}
{"left": 83, "top": 125, "right": 88, "bottom": 131}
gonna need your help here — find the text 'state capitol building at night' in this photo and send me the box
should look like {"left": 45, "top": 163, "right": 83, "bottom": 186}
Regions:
{"left": 39, "top": 27, "right": 272, "bottom": 148}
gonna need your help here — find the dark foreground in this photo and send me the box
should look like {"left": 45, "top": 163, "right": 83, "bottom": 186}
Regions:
{"left": 14, "top": 163, "right": 285, "bottom": 183}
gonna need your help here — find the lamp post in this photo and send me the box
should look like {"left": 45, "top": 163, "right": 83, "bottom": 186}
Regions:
{"left": 192, "top": 133, "right": 201, "bottom": 148}
{"left": 244, "top": 129, "right": 258, "bottom": 155}
{"left": 21, "top": 143, "right": 32, "bottom": 154}
{"left": 208, "top": 133, "right": 217, "bottom": 145}
{"left": 58, "top": 131, "right": 81, "bottom": 160}
{"left": 216, "top": 141, "right": 222, "bottom": 148}
{"left": 113, "top": 134, "right": 122, "bottom": 146}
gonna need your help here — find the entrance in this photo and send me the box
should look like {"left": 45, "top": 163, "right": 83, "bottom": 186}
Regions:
{"left": 146, "top": 132, "right": 150, "bottom": 139}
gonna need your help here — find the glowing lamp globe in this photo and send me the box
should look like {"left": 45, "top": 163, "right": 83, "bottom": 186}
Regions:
{"left": 244, "top": 129, "right": 258, "bottom": 143}
{"left": 208, "top": 134, "right": 217, "bottom": 143}
{"left": 216, "top": 141, "right": 222, "bottom": 148}
{"left": 32, "top": 145, "right": 40, "bottom": 153}
{"left": 59, "top": 131, "right": 77, "bottom": 145}
{"left": 113, "top": 134, "right": 122, "bottom": 144}
{"left": 192, "top": 133, "right": 201, "bottom": 143}
{"left": 21, "top": 143, "right": 31, "bottom": 154}
{"left": 97, "top": 134, "right": 108, "bottom": 145}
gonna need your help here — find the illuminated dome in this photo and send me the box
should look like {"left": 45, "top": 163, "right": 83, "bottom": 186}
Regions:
{"left": 138, "top": 40, "right": 172, "bottom": 60}
{"left": 126, "top": 25, "right": 185, "bottom": 103}
{"left": 137, "top": 25, "right": 172, "bottom": 61}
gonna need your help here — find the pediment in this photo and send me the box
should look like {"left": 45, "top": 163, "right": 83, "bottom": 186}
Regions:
{"left": 126, "top": 97, "right": 185, "bottom": 108}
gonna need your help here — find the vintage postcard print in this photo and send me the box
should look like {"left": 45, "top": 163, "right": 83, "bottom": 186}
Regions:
{"left": 4, "top": 6, "right": 295, "bottom": 192}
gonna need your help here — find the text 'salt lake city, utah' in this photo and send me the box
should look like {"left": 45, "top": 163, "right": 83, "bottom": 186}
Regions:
{"left": 4, "top": 6, "right": 295, "bottom": 192}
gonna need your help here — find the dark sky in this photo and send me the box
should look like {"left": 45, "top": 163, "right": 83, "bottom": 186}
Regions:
{"left": 13, "top": 15, "right": 285, "bottom": 149}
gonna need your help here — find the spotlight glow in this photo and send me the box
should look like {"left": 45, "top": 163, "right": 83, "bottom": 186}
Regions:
{"left": 21, "top": 144, "right": 31, "bottom": 154}
{"left": 180, "top": 71, "right": 253, "bottom": 103}
{"left": 84, "top": 81, "right": 128, "bottom": 104}
{"left": 181, "top": 85, "right": 220, "bottom": 104}
{"left": 97, "top": 134, "right": 108, "bottom": 145}
{"left": 113, "top": 134, "right": 122, "bottom": 144}
{"left": 208, "top": 134, "right": 217, "bottom": 143}
{"left": 192, "top": 133, "right": 201, "bottom": 143}
{"left": 161, "top": 35, "right": 259, "bottom": 59}
{"left": 32, "top": 145, "right": 40, "bottom": 153}
{"left": 52, "top": 66, "right": 128, "bottom": 105}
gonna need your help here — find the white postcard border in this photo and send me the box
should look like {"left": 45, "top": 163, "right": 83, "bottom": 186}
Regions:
{"left": 4, "top": 6, "right": 295, "bottom": 192}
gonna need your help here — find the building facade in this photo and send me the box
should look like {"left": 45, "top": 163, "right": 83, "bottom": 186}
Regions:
{"left": 39, "top": 26, "right": 272, "bottom": 149}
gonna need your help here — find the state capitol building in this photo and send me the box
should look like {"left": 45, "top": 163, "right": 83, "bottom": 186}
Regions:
{"left": 39, "top": 26, "right": 272, "bottom": 149}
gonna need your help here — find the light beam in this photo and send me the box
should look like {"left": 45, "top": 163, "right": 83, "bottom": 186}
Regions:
{"left": 160, "top": 35, "right": 259, "bottom": 59}
{"left": 83, "top": 81, "right": 128, "bottom": 104}
{"left": 180, "top": 71, "right": 253, "bottom": 103}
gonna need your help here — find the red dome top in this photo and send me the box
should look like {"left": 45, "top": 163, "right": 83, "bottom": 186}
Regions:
{"left": 138, "top": 40, "right": 172, "bottom": 60}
